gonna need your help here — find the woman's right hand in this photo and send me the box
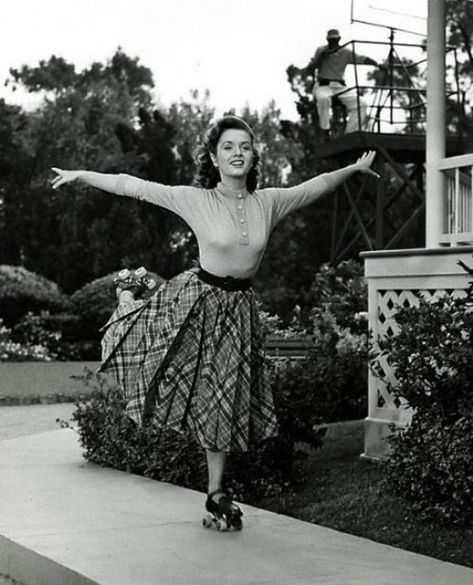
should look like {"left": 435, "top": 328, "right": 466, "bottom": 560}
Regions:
{"left": 51, "top": 168, "right": 82, "bottom": 190}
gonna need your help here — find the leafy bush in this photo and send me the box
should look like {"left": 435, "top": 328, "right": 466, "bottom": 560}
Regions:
{"left": 376, "top": 276, "right": 473, "bottom": 526}
{"left": 377, "top": 292, "right": 473, "bottom": 419}
{"left": 65, "top": 365, "right": 326, "bottom": 502}
{"left": 258, "top": 305, "right": 306, "bottom": 337}
{"left": 12, "top": 312, "right": 100, "bottom": 361}
{"left": 302, "top": 260, "right": 368, "bottom": 421}
{"left": 68, "top": 273, "right": 119, "bottom": 340}
{"left": 260, "top": 260, "right": 369, "bottom": 423}
{"left": 65, "top": 371, "right": 207, "bottom": 485}
{"left": 0, "top": 318, "right": 55, "bottom": 361}
{"left": 288, "top": 308, "right": 368, "bottom": 423}
{"left": 306, "top": 260, "right": 367, "bottom": 335}
{"left": 385, "top": 411, "right": 473, "bottom": 525}
{"left": 0, "top": 265, "right": 66, "bottom": 326}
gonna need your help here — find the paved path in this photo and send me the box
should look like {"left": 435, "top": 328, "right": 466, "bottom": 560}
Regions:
{"left": 0, "top": 404, "right": 75, "bottom": 585}
{"left": 0, "top": 404, "right": 75, "bottom": 441}
{"left": 0, "top": 362, "right": 99, "bottom": 405}
{"left": 1, "top": 429, "right": 472, "bottom": 585}
{"left": 0, "top": 575, "right": 23, "bottom": 585}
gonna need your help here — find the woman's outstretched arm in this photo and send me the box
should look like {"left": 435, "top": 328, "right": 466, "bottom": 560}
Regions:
{"left": 51, "top": 168, "right": 120, "bottom": 192}
{"left": 269, "top": 151, "right": 379, "bottom": 225}
{"left": 50, "top": 168, "right": 200, "bottom": 227}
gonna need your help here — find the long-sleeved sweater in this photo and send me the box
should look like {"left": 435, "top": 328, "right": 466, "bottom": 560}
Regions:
{"left": 111, "top": 173, "right": 337, "bottom": 279}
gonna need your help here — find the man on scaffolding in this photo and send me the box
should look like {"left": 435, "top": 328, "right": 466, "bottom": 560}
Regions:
{"left": 306, "top": 28, "right": 378, "bottom": 138}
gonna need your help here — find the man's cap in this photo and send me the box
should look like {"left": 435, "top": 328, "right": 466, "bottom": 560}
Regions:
{"left": 326, "top": 28, "right": 341, "bottom": 39}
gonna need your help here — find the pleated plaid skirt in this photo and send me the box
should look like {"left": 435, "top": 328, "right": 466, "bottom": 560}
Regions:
{"left": 98, "top": 270, "right": 279, "bottom": 452}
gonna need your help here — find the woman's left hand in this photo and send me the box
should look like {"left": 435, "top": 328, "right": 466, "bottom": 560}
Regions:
{"left": 355, "top": 151, "right": 379, "bottom": 178}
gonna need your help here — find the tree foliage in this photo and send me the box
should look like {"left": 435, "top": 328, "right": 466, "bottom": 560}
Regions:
{"left": 1, "top": 50, "right": 192, "bottom": 292}
{"left": 446, "top": 0, "right": 473, "bottom": 142}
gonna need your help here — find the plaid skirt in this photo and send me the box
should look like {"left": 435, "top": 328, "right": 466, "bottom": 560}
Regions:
{"left": 98, "top": 270, "right": 279, "bottom": 452}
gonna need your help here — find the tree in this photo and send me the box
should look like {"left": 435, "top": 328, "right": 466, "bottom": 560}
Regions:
{"left": 0, "top": 99, "right": 37, "bottom": 264}
{"left": 446, "top": 0, "right": 473, "bottom": 143}
{"left": 1, "top": 50, "right": 167, "bottom": 291}
{"left": 167, "top": 90, "right": 215, "bottom": 185}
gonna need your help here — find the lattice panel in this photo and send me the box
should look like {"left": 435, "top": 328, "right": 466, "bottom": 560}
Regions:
{"left": 373, "top": 288, "right": 466, "bottom": 410}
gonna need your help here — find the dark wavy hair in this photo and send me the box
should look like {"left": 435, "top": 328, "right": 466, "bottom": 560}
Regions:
{"left": 194, "top": 115, "right": 260, "bottom": 191}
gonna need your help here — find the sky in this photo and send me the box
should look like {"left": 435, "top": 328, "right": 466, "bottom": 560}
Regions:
{"left": 0, "top": 0, "right": 427, "bottom": 120}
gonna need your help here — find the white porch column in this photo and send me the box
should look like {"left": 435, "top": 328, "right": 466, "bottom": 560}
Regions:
{"left": 426, "top": 0, "right": 446, "bottom": 247}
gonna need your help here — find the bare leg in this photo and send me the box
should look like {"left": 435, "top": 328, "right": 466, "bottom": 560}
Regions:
{"left": 117, "top": 290, "right": 135, "bottom": 304}
{"left": 205, "top": 449, "right": 227, "bottom": 494}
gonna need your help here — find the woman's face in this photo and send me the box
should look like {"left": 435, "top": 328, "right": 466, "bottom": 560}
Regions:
{"left": 211, "top": 128, "right": 254, "bottom": 182}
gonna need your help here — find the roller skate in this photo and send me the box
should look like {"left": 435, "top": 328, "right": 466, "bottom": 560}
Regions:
{"left": 202, "top": 491, "right": 243, "bottom": 532}
{"left": 114, "top": 267, "right": 161, "bottom": 303}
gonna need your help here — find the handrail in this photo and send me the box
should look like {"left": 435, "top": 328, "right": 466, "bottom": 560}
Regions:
{"left": 322, "top": 38, "right": 463, "bottom": 136}
{"left": 438, "top": 154, "right": 473, "bottom": 170}
{"left": 337, "top": 39, "right": 457, "bottom": 51}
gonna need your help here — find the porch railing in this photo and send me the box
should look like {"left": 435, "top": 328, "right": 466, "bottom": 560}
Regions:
{"left": 439, "top": 154, "right": 473, "bottom": 246}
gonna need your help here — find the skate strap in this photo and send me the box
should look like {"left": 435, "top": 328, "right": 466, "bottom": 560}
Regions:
{"left": 207, "top": 490, "right": 231, "bottom": 505}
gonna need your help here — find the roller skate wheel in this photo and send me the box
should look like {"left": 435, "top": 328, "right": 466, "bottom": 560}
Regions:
{"left": 135, "top": 267, "right": 147, "bottom": 278}
{"left": 202, "top": 515, "right": 213, "bottom": 528}
{"left": 216, "top": 518, "right": 229, "bottom": 531}
{"left": 231, "top": 516, "right": 243, "bottom": 530}
{"left": 117, "top": 269, "right": 131, "bottom": 280}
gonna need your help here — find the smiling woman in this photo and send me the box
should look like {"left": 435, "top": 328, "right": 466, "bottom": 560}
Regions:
{"left": 50, "top": 114, "right": 377, "bottom": 531}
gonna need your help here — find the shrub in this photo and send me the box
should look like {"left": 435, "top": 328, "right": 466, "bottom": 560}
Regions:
{"left": 376, "top": 276, "right": 473, "bottom": 526}
{"left": 258, "top": 305, "right": 306, "bottom": 337}
{"left": 303, "top": 260, "right": 369, "bottom": 422}
{"left": 296, "top": 308, "right": 368, "bottom": 422}
{"left": 306, "top": 260, "right": 367, "bottom": 335}
{"left": 377, "top": 292, "right": 473, "bottom": 419}
{"left": 12, "top": 312, "right": 100, "bottom": 361}
{"left": 386, "top": 411, "right": 473, "bottom": 525}
{"left": 0, "top": 318, "right": 55, "bottom": 362}
{"left": 65, "top": 371, "right": 207, "bottom": 486}
{"left": 65, "top": 365, "right": 326, "bottom": 502}
{"left": 68, "top": 273, "right": 119, "bottom": 340}
{"left": 0, "top": 265, "right": 65, "bottom": 326}
{"left": 260, "top": 260, "right": 369, "bottom": 423}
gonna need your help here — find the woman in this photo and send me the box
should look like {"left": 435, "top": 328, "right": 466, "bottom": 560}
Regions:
{"left": 51, "top": 115, "right": 377, "bottom": 530}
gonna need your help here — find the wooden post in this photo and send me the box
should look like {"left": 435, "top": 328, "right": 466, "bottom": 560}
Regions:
{"left": 426, "top": 0, "right": 446, "bottom": 247}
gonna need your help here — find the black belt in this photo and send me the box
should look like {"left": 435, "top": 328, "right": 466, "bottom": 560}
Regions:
{"left": 318, "top": 78, "right": 345, "bottom": 86}
{"left": 197, "top": 268, "right": 252, "bottom": 291}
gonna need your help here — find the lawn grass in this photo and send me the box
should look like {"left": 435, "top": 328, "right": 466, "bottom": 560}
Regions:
{"left": 253, "top": 421, "right": 473, "bottom": 569}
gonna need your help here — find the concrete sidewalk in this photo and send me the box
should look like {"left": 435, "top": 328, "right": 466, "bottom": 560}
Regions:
{"left": 1, "top": 430, "right": 472, "bottom": 585}
{"left": 0, "top": 362, "right": 99, "bottom": 406}
{"left": 0, "top": 404, "right": 75, "bottom": 441}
